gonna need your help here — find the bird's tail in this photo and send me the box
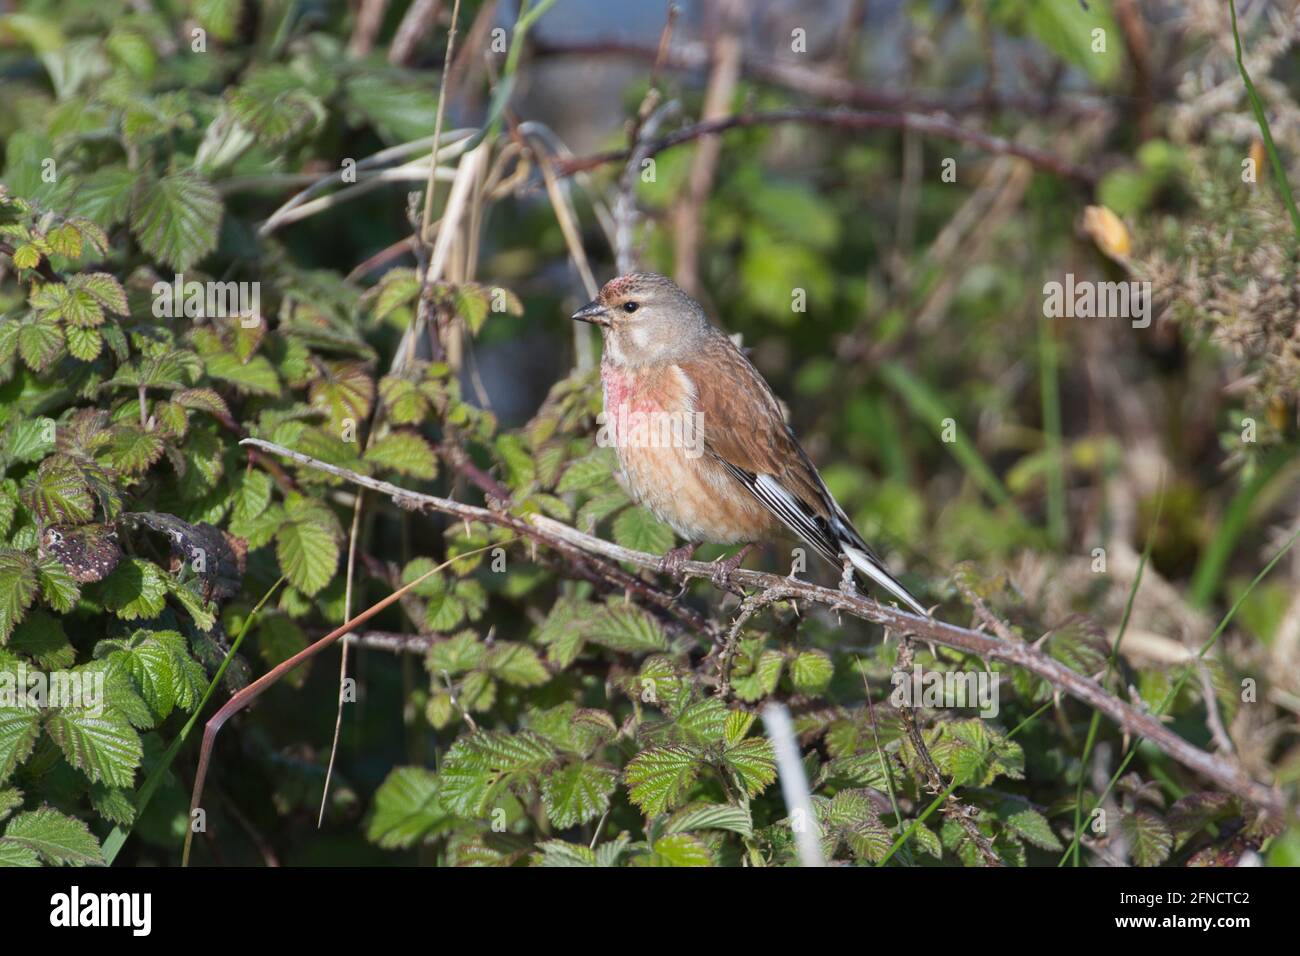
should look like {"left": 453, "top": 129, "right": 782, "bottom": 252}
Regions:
{"left": 838, "top": 534, "right": 928, "bottom": 617}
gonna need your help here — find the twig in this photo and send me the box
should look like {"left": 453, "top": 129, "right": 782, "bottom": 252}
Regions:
{"left": 390, "top": 0, "right": 444, "bottom": 66}
{"left": 348, "top": 0, "right": 391, "bottom": 57}
{"left": 237, "top": 437, "right": 1286, "bottom": 818}
{"left": 895, "top": 638, "right": 1001, "bottom": 866}
{"left": 529, "top": 37, "right": 1114, "bottom": 119}
{"left": 672, "top": 0, "right": 743, "bottom": 294}
{"left": 556, "top": 108, "right": 1098, "bottom": 186}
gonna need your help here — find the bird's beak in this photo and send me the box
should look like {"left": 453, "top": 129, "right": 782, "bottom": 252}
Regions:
{"left": 571, "top": 300, "right": 610, "bottom": 327}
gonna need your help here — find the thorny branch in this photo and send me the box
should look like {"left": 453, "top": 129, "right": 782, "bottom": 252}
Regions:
{"left": 239, "top": 437, "right": 1286, "bottom": 819}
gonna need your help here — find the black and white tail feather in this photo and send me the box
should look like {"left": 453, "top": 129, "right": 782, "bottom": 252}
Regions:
{"left": 723, "top": 462, "right": 928, "bottom": 617}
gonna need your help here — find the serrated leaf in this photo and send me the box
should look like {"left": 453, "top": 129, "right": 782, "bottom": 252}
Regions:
{"left": 789, "top": 650, "right": 834, "bottom": 694}
{"left": 557, "top": 450, "right": 617, "bottom": 493}
{"left": 130, "top": 170, "right": 222, "bottom": 272}
{"left": 1005, "top": 807, "right": 1062, "bottom": 851}
{"left": 65, "top": 326, "right": 102, "bottom": 361}
{"left": 723, "top": 709, "right": 756, "bottom": 746}
{"left": 45, "top": 708, "right": 143, "bottom": 788}
{"left": 844, "top": 813, "right": 892, "bottom": 863}
{"left": 651, "top": 832, "right": 713, "bottom": 867}
{"left": 585, "top": 602, "right": 668, "bottom": 653}
{"left": 366, "top": 766, "right": 449, "bottom": 850}
{"left": 17, "top": 314, "right": 64, "bottom": 371}
{"left": 731, "top": 648, "right": 784, "bottom": 702}
{"left": 535, "top": 839, "right": 598, "bottom": 867}
{"left": 1122, "top": 810, "right": 1173, "bottom": 867}
{"left": 541, "top": 762, "right": 617, "bottom": 829}
{"left": 675, "top": 698, "right": 728, "bottom": 745}
{"left": 21, "top": 456, "right": 94, "bottom": 525}
{"left": 99, "top": 558, "right": 167, "bottom": 621}
{"left": 0, "top": 708, "right": 41, "bottom": 784}
{"left": 363, "top": 430, "right": 438, "bottom": 480}
{"left": 612, "top": 505, "right": 675, "bottom": 554}
{"left": 1, "top": 808, "right": 102, "bottom": 865}
{"left": 722, "top": 738, "right": 777, "bottom": 797}
{"left": 486, "top": 643, "right": 550, "bottom": 688}
{"left": 438, "top": 730, "right": 555, "bottom": 817}
{"left": 624, "top": 746, "right": 701, "bottom": 816}
{"left": 664, "top": 802, "right": 754, "bottom": 838}
{"left": 0, "top": 550, "right": 40, "bottom": 643}
{"left": 275, "top": 518, "right": 339, "bottom": 596}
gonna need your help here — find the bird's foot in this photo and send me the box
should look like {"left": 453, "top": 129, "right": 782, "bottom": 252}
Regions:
{"left": 710, "top": 544, "right": 754, "bottom": 588}
{"left": 658, "top": 541, "right": 700, "bottom": 576}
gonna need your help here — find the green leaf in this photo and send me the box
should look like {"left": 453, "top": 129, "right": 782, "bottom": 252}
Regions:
{"left": 1122, "top": 810, "right": 1173, "bottom": 867}
{"left": 438, "top": 730, "right": 555, "bottom": 818}
{"left": 130, "top": 170, "right": 222, "bottom": 272}
{"left": 624, "top": 746, "right": 701, "bottom": 816}
{"left": 16, "top": 314, "right": 64, "bottom": 371}
{"left": 584, "top": 602, "right": 668, "bottom": 653}
{"left": 486, "top": 643, "right": 550, "bottom": 688}
{"left": 275, "top": 517, "right": 340, "bottom": 596}
{"left": 115, "top": 634, "right": 179, "bottom": 719}
{"left": 1005, "top": 807, "right": 1062, "bottom": 851}
{"left": 665, "top": 802, "right": 754, "bottom": 839}
{"left": 44, "top": 708, "right": 143, "bottom": 788}
{"left": 612, "top": 506, "right": 675, "bottom": 554}
{"left": 366, "top": 767, "right": 449, "bottom": 849}
{"left": 722, "top": 738, "right": 777, "bottom": 797}
{"left": 105, "top": 425, "right": 165, "bottom": 474}
{"left": 0, "top": 839, "right": 41, "bottom": 867}
{"left": 0, "top": 550, "right": 40, "bottom": 643}
{"left": 227, "top": 66, "right": 324, "bottom": 144}
{"left": 1, "top": 808, "right": 102, "bottom": 865}
{"left": 370, "top": 268, "right": 421, "bottom": 324}
{"left": 723, "top": 709, "right": 756, "bottom": 746}
{"left": 534, "top": 839, "right": 598, "bottom": 867}
{"left": 20, "top": 456, "right": 94, "bottom": 525}
{"left": 844, "top": 813, "right": 893, "bottom": 863}
{"left": 89, "top": 784, "right": 136, "bottom": 827}
{"left": 674, "top": 698, "right": 728, "bottom": 745}
{"left": 789, "top": 650, "right": 834, "bottom": 694}
{"left": 557, "top": 449, "right": 618, "bottom": 493}
{"left": 651, "top": 832, "right": 713, "bottom": 866}
{"left": 731, "top": 648, "right": 784, "bottom": 702}
{"left": 363, "top": 430, "right": 438, "bottom": 480}
{"left": 65, "top": 326, "right": 102, "bottom": 361}
{"left": 100, "top": 558, "right": 168, "bottom": 621}
{"left": 10, "top": 610, "right": 74, "bottom": 668}
{"left": 541, "top": 762, "right": 617, "bottom": 829}
{"left": 0, "top": 708, "right": 42, "bottom": 784}
{"left": 3, "top": 417, "right": 57, "bottom": 465}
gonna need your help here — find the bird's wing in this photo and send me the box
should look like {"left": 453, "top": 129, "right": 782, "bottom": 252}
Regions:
{"left": 678, "top": 333, "right": 926, "bottom": 615}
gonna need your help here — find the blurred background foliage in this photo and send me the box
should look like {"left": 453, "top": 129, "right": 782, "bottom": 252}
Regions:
{"left": 0, "top": 0, "right": 1298, "bottom": 866}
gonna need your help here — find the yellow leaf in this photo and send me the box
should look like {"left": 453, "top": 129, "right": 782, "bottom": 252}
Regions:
{"left": 1082, "top": 205, "right": 1131, "bottom": 260}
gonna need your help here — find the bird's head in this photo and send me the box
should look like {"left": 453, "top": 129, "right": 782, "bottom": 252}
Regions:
{"left": 571, "top": 272, "right": 709, "bottom": 367}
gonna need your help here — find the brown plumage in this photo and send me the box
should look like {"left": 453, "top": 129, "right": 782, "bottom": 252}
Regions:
{"left": 572, "top": 272, "right": 926, "bottom": 615}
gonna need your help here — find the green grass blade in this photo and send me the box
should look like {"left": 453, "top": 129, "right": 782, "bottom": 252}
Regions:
{"left": 101, "top": 576, "right": 286, "bottom": 865}
{"left": 1058, "top": 524, "right": 1300, "bottom": 865}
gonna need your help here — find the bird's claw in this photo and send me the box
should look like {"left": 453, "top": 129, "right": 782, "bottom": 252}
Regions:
{"left": 710, "top": 544, "right": 753, "bottom": 588}
{"left": 658, "top": 542, "right": 699, "bottom": 576}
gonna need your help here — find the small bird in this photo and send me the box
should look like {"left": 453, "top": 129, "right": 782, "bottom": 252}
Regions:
{"left": 572, "top": 272, "right": 927, "bottom": 616}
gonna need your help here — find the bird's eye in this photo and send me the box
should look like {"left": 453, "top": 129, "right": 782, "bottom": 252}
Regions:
{"left": 622, "top": 301, "right": 639, "bottom": 314}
